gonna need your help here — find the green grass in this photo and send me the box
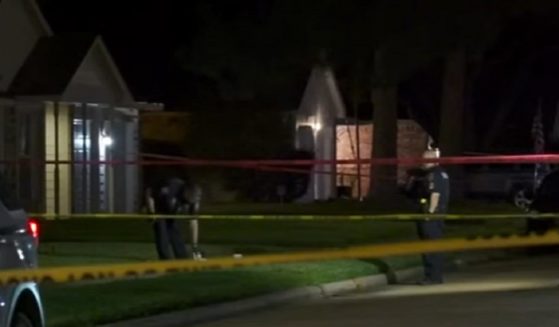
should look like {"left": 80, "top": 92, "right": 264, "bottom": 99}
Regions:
{"left": 38, "top": 243, "right": 292, "bottom": 267}
{"left": 40, "top": 257, "right": 420, "bottom": 327}
{"left": 35, "top": 199, "right": 527, "bottom": 327}
{"left": 39, "top": 199, "right": 524, "bottom": 244}
{"left": 40, "top": 217, "right": 527, "bottom": 246}
{"left": 200, "top": 199, "right": 519, "bottom": 215}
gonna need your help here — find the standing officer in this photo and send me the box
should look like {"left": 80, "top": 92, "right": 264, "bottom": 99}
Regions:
{"left": 417, "top": 147, "right": 449, "bottom": 285}
{"left": 145, "top": 169, "right": 189, "bottom": 260}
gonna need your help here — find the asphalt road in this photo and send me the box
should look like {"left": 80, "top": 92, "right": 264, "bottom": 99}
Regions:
{"left": 194, "top": 255, "right": 559, "bottom": 327}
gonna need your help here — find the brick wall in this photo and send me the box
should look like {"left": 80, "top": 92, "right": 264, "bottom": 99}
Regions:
{"left": 336, "top": 120, "right": 429, "bottom": 198}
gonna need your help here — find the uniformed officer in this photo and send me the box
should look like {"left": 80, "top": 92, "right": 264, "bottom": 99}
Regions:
{"left": 144, "top": 168, "right": 191, "bottom": 260}
{"left": 417, "top": 147, "right": 449, "bottom": 285}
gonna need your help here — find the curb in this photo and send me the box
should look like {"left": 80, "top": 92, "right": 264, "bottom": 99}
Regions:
{"left": 99, "top": 267, "right": 423, "bottom": 327}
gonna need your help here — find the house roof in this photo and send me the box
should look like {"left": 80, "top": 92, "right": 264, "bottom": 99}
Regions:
{"left": 9, "top": 34, "right": 95, "bottom": 96}
{"left": 298, "top": 65, "right": 347, "bottom": 120}
{"left": 9, "top": 34, "right": 134, "bottom": 105}
{"left": 0, "top": 0, "right": 53, "bottom": 35}
{"left": 25, "top": 0, "right": 52, "bottom": 35}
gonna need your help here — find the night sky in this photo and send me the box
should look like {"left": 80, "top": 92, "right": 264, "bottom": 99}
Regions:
{"left": 38, "top": 0, "right": 559, "bottom": 152}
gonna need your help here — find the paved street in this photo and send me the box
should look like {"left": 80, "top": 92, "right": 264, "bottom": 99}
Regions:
{"left": 194, "top": 255, "right": 559, "bottom": 327}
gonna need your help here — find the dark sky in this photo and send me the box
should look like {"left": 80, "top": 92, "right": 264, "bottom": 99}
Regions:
{"left": 39, "top": 0, "right": 279, "bottom": 106}
{"left": 39, "top": 0, "right": 198, "bottom": 103}
{"left": 37, "top": 0, "right": 559, "bottom": 151}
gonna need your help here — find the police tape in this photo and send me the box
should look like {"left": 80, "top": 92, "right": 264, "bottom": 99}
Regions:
{"left": 6, "top": 153, "right": 559, "bottom": 167}
{"left": 2, "top": 231, "right": 559, "bottom": 285}
{"left": 29, "top": 212, "right": 559, "bottom": 221}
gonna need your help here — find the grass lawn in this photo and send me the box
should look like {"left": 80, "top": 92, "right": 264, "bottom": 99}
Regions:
{"left": 36, "top": 199, "right": 527, "bottom": 327}
{"left": 38, "top": 242, "right": 521, "bottom": 327}
{"left": 40, "top": 258, "right": 421, "bottom": 327}
{"left": 200, "top": 199, "right": 520, "bottom": 215}
{"left": 40, "top": 216, "right": 527, "bottom": 246}
{"left": 37, "top": 242, "right": 424, "bottom": 327}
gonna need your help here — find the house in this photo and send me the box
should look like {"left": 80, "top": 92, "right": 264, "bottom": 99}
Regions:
{"left": 336, "top": 119, "right": 429, "bottom": 198}
{"left": 295, "top": 65, "right": 430, "bottom": 201}
{"left": 0, "top": 0, "right": 156, "bottom": 215}
{"left": 295, "top": 65, "right": 346, "bottom": 201}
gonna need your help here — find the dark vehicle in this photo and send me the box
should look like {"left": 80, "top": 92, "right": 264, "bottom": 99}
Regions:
{"left": 526, "top": 170, "right": 559, "bottom": 234}
{"left": 463, "top": 164, "right": 535, "bottom": 204}
{"left": 0, "top": 175, "right": 44, "bottom": 327}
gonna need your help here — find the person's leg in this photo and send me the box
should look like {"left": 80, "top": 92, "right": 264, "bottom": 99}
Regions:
{"left": 190, "top": 219, "right": 199, "bottom": 247}
{"left": 190, "top": 219, "right": 204, "bottom": 259}
{"left": 417, "top": 221, "right": 430, "bottom": 280}
{"left": 153, "top": 219, "right": 172, "bottom": 260}
{"left": 167, "top": 219, "right": 188, "bottom": 259}
{"left": 417, "top": 220, "right": 444, "bottom": 283}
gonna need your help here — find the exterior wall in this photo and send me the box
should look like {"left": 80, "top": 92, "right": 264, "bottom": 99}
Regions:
{"left": 295, "top": 68, "right": 346, "bottom": 202}
{"left": 0, "top": 0, "right": 48, "bottom": 91}
{"left": 124, "top": 117, "right": 139, "bottom": 212}
{"left": 63, "top": 42, "right": 132, "bottom": 105}
{"left": 44, "top": 102, "right": 72, "bottom": 215}
{"left": 40, "top": 102, "right": 140, "bottom": 215}
{"left": 0, "top": 101, "right": 139, "bottom": 215}
{"left": 0, "top": 101, "right": 44, "bottom": 212}
{"left": 296, "top": 106, "right": 338, "bottom": 202}
{"left": 109, "top": 111, "right": 139, "bottom": 213}
{"left": 336, "top": 124, "right": 372, "bottom": 198}
{"left": 336, "top": 120, "right": 429, "bottom": 198}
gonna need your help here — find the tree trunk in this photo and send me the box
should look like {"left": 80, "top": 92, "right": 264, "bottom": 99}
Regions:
{"left": 481, "top": 57, "right": 533, "bottom": 151}
{"left": 463, "top": 59, "right": 482, "bottom": 152}
{"left": 369, "top": 86, "right": 398, "bottom": 198}
{"left": 439, "top": 49, "right": 466, "bottom": 198}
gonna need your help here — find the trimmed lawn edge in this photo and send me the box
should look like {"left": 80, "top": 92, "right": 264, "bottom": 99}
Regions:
{"left": 98, "top": 267, "right": 423, "bottom": 327}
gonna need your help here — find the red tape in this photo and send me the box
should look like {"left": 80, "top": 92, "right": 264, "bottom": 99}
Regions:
{"left": 141, "top": 153, "right": 559, "bottom": 167}
{"left": 2, "top": 154, "right": 558, "bottom": 168}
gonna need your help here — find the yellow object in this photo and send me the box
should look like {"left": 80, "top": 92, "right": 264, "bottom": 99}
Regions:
{"left": 141, "top": 112, "right": 189, "bottom": 143}
{"left": 0, "top": 231, "right": 558, "bottom": 285}
{"left": 420, "top": 198, "right": 427, "bottom": 204}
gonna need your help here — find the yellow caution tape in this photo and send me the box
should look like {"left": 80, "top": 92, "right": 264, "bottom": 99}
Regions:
{"left": 2, "top": 231, "right": 559, "bottom": 285}
{"left": 30, "top": 212, "right": 559, "bottom": 221}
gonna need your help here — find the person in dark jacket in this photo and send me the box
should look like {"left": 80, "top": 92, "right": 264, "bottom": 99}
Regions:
{"left": 416, "top": 147, "right": 449, "bottom": 285}
{"left": 144, "top": 169, "right": 189, "bottom": 260}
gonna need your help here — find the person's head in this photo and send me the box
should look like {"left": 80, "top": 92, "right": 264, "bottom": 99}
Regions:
{"left": 422, "top": 147, "right": 440, "bottom": 170}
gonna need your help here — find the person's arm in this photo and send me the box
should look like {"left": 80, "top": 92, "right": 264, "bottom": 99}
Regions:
{"left": 424, "top": 172, "right": 440, "bottom": 214}
{"left": 145, "top": 189, "right": 155, "bottom": 214}
{"left": 428, "top": 192, "right": 440, "bottom": 214}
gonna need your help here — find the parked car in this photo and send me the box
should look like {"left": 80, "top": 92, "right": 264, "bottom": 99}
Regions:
{"left": 525, "top": 169, "right": 559, "bottom": 234}
{"left": 463, "top": 164, "right": 535, "bottom": 204}
{"left": 0, "top": 176, "right": 43, "bottom": 327}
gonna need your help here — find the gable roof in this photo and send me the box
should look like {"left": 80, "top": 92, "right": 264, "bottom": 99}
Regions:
{"left": 9, "top": 34, "right": 94, "bottom": 96}
{"left": 0, "top": 0, "right": 53, "bottom": 35}
{"left": 298, "top": 65, "right": 346, "bottom": 119}
{"left": 9, "top": 34, "right": 134, "bottom": 104}
{"left": 24, "top": 0, "right": 52, "bottom": 35}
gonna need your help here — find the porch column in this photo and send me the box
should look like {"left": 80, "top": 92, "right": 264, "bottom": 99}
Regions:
{"left": 44, "top": 102, "right": 72, "bottom": 215}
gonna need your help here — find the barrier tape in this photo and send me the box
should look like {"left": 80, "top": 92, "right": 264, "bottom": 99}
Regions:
{"left": 2, "top": 231, "right": 559, "bottom": 286}
{"left": 141, "top": 152, "right": 559, "bottom": 167}
{"left": 3, "top": 154, "right": 559, "bottom": 167}
{"left": 30, "top": 212, "right": 559, "bottom": 221}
